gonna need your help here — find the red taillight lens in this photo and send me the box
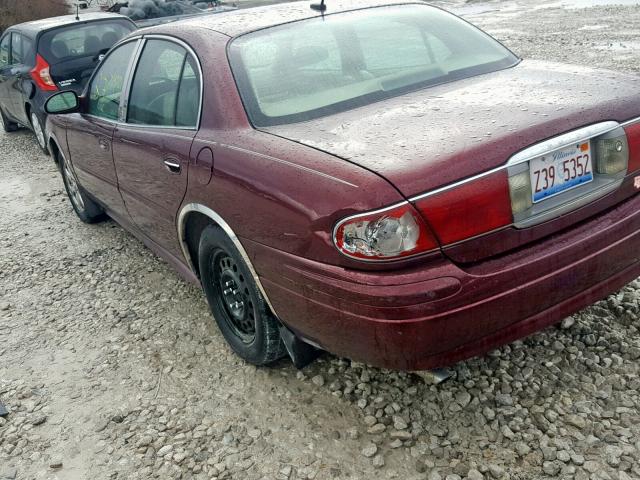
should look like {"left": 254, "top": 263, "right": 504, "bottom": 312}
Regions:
{"left": 414, "top": 170, "right": 513, "bottom": 245}
{"left": 624, "top": 122, "right": 640, "bottom": 173}
{"left": 333, "top": 202, "right": 438, "bottom": 261}
{"left": 30, "top": 54, "right": 57, "bottom": 92}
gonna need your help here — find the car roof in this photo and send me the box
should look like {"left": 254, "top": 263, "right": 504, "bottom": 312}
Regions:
{"left": 143, "top": 0, "right": 425, "bottom": 38}
{"left": 8, "top": 12, "right": 134, "bottom": 36}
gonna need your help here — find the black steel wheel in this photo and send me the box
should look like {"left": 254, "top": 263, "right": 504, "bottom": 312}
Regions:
{"left": 199, "top": 225, "right": 286, "bottom": 365}
{"left": 214, "top": 252, "right": 257, "bottom": 344}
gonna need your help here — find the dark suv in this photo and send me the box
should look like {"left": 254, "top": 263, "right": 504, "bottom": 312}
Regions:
{"left": 0, "top": 13, "right": 135, "bottom": 153}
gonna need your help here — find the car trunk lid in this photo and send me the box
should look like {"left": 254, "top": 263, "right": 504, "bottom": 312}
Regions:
{"left": 263, "top": 60, "right": 640, "bottom": 262}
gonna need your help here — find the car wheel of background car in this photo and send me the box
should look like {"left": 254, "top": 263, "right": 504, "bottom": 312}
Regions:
{"left": 30, "top": 111, "right": 49, "bottom": 155}
{"left": 0, "top": 107, "right": 18, "bottom": 133}
{"left": 59, "top": 151, "right": 105, "bottom": 224}
{"left": 198, "top": 225, "right": 287, "bottom": 366}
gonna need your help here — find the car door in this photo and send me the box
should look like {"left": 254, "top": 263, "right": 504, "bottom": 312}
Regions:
{"left": 112, "top": 38, "right": 200, "bottom": 257}
{"left": 7, "top": 32, "right": 34, "bottom": 124}
{"left": 65, "top": 39, "right": 139, "bottom": 220}
{"left": 0, "top": 33, "right": 14, "bottom": 118}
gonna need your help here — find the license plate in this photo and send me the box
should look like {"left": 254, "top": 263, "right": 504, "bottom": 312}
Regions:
{"left": 530, "top": 141, "right": 593, "bottom": 203}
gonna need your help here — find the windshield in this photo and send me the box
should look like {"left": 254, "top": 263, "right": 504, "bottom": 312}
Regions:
{"left": 228, "top": 5, "right": 519, "bottom": 127}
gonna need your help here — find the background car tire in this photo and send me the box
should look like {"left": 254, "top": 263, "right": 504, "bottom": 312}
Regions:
{"left": 0, "top": 107, "right": 18, "bottom": 133}
{"left": 59, "top": 152, "right": 105, "bottom": 223}
{"left": 30, "top": 111, "right": 49, "bottom": 155}
{"left": 198, "top": 225, "right": 287, "bottom": 366}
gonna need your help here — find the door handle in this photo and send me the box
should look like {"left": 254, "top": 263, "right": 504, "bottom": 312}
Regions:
{"left": 164, "top": 160, "right": 181, "bottom": 174}
{"left": 98, "top": 137, "right": 110, "bottom": 151}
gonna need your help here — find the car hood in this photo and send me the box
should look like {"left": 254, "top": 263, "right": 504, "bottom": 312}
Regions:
{"left": 262, "top": 60, "right": 640, "bottom": 198}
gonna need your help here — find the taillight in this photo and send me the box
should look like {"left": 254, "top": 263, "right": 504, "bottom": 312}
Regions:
{"left": 624, "top": 122, "right": 640, "bottom": 173}
{"left": 30, "top": 54, "right": 57, "bottom": 92}
{"left": 333, "top": 202, "right": 438, "bottom": 260}
{"left": 413, "top": 170, "right": 513, "bottom": 245}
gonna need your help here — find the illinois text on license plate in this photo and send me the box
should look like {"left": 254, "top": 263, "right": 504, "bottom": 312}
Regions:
{"left": 530, "top": 141, "right": 593, "bottom": 203}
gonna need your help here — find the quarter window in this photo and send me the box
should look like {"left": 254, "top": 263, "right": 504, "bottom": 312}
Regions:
{"left": 176, "top": 57, "right": 200, "bottom": 127}
{"left": 127, "top": 39, "right": 200, "bottom": 127}
{"left": 88, "top": 41, "right": 136, "bottom": 121}
{"left": 10, "top": 33, "right": 32, "bottom": 65}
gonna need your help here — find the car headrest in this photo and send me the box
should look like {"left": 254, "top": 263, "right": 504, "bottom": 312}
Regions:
{"left": 101, "top": 32, "right": 120, "bottom": 49}
{"left": 51, "top": 40, "right": 70, "bottom": 59}
{"left": 84, "top": 35, "right": 102, "bottom": 54}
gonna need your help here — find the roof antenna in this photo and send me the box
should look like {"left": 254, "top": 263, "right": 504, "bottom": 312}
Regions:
{"left": 310, "top": 0, "right": 326, "bottom": 13}
{"left": 75, "top": 2, "right": 80, "bottom": 21}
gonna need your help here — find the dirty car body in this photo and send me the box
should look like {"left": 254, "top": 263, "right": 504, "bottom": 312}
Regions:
{"left": 45, "top": 1, "right": 640, "bottom": 370}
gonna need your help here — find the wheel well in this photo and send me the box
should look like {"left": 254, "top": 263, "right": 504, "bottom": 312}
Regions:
{"left": 183, "top": 211, "right": 216, "bottom": 278}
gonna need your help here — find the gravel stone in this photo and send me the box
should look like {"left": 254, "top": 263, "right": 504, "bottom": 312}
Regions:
{"left": 372, "top": 454, "right": 385, "bottom": 468}
{"left": 156, "top": 445, "right": 173, "bottom": 457}
{"left": 362, "top": 443, "right": 377, "bottom": 458}
{"left": 467, "top": 469, "right": 484, "bottom": 480}
{"left": 542, "top": 461, "right": 561, "bottom": 476}
{"left": 584, "top": 461, "right": 602, "bottom": 473}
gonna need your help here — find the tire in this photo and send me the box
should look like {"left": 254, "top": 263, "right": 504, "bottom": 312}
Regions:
{"left": 198, "top": 225, "right": 287, "bottom": 365}
{"left": 30, "top": 110, "right": 49, "bottom": 155}
{"left": 59, "top": 151, "right": 105, "bottom": 224}
{"left": 0, "top": 107, "right": 18, "bottom": 133}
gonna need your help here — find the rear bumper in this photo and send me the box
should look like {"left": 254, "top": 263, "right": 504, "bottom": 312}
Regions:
{"left": 244, "top": 191, "right": 640, "bottom": 370}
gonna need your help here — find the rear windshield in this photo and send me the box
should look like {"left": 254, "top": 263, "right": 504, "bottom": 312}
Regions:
{"left": 39, "top": 19, "right": 135, "bottom": 64}
{"left": 228, "top": 5, "right": 519, "bottom": 127}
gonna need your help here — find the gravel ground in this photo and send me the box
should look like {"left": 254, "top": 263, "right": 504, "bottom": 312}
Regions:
{"left": 2, "top": 1, "right": 640, "bottom": 479}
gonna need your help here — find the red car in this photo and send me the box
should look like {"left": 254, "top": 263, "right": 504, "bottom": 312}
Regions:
{"left": 44, "top": 0, "right": 640, "bottom": 371}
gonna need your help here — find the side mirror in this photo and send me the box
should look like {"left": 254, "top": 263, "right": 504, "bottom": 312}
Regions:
{"left": 78, "top": 1, "right": 89, "bottom": 9}
{"left": 45, "top": 91, "right": 80, "bottom": 115}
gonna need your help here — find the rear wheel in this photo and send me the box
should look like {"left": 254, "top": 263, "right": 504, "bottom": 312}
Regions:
{"left": 198, "top": 225, "right": 286, "bottom": 365}
{"left": 0, "top": 107, "right": 18, "bottom": 133}
{"left": 59, "top": 151, "right": 104, "bottom": 223}
{"left": 30, "top": 111, "right": 48, "bottom": 154}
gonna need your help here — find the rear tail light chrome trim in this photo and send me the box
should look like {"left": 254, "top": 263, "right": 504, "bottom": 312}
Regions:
{"left": 509, "top": 126, "right": 629, "bottom": 228}
{"left": 506, "top": 121, "right": 620, "bottom": 167}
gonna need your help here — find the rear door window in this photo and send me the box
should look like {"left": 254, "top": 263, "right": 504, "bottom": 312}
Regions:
{"left": 10, "top": 33, "right": 33, "bottom": 65}
{"left": 38, "top": 20, "right": 135, "bottom": 64}
{"left": 88, "top": 41, "right": 137, "bottom": 121}
{"left": 127, "top": 39, "right": 200, "bottom": 127}
{"left": 0, "top": 35, "right": 9, "bottom": 67}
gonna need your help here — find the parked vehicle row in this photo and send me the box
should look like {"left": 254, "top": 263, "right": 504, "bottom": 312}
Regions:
{"left": 5, "top": 0, "right": 640, "bottom": 371}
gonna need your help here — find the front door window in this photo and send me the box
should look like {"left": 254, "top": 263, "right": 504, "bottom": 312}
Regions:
{"left": 88, "top": 41, "right": 136, "bottom": 121}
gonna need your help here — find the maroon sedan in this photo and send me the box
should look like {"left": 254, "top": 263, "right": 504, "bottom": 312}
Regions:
{"left": 44, "top": 0, "right": 640, "bottom": 371}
